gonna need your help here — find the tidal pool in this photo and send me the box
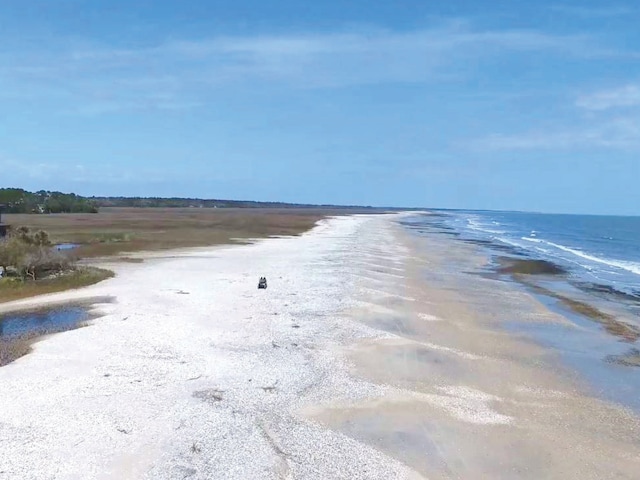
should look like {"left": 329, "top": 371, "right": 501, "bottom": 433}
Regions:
{"left": 0, "top": 306, "right": 90, "bottom": 338}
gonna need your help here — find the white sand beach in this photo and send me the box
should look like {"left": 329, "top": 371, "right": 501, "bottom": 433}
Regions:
{"left": 1, "top": 213, "right": 639, "bottom": 479}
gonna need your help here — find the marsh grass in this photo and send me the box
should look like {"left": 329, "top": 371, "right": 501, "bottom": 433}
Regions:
{"left": 86, "top": 232, "right": 133, "bottom": 244}
{"left": 116, "top": 257, "right": 144, "bottom": 263}
{"left": 3, "top": 207, "right": 365, "bottom": 258}
{"left": 0, "top": 207, "right": 369, "bottom": 303}
{"left": 0, "top": 267, "right": 114, "bottom": 303}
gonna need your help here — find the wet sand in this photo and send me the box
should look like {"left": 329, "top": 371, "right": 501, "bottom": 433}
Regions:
{"left": 310, "top": 218, "right": 640, "bottom": 479}
{"left": 0, "top": 213, "right": 639, "bottom": 479}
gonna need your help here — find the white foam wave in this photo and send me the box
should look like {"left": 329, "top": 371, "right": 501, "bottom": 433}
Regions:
{"left": 495, "top": 237, "right": 523, "bottom": 248}
{"left": 521, "top": 238, "right": 640, "bottom": 276}
{"left": 521, "top": 237, "right": 542, "bottom": 243}
{"left": 465, "top": 217, "right": 506, "bottom": 235}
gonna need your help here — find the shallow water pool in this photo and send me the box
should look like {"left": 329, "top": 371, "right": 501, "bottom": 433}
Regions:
{"left": 55, "top": 243, "right": 80, "bottom": 251}
{"left": 0, "top": 306, "right": 90, "bottom": 338}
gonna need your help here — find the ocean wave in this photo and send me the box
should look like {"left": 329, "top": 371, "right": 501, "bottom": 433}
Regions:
{"left": 465, "top": 217, "right": 506, "bottom": 235}
{"left": 495, "top": 237, "right": 524, "bottom": 248}
{"left": 519, "top": 238, "right": 640, "bottom": 276}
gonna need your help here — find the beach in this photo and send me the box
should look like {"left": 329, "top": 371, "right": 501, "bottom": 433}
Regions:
{"left": 1, "top": 213, "right": 639, "bottom": 479}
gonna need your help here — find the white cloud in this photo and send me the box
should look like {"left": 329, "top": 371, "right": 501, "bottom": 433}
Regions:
{"left": 576, "top": 84, "right": 640, "bottom": 110}
{"left": 0, "top": 22, "right": 612, "bottom": 114}
{"left": 475, "top": 116, "right": 640, "bottom": 151}
{"left": 472, "top": 82, "right": 640, "bottom": 152}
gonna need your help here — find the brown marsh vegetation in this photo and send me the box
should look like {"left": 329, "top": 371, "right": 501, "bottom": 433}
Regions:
{"left": 4, "top": 207, "right": 366, "bottom": 258}
{"left": 1, "top": 207, "right": 369, "bottom": 302}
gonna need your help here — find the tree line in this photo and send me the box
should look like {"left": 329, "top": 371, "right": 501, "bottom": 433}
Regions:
{"left": 89, "top": 196, "right": 361, "bottom": 209}
{"left": 0, "top": 189, "right": 98, "bottom": 214}
{"left": 1, "top": 188, "right": 374, "bottom": 214}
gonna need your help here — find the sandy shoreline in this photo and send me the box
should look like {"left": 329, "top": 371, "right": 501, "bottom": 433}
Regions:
{"left": 1, "top": 213, "right": 639, "bottom": 479}
{"left": 321, "top": 219, "right": 640, "bottom": 479}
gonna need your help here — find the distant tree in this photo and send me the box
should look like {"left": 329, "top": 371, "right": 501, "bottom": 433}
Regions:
{"left": 0, "top": 188, "right": 98, "bottom": 214}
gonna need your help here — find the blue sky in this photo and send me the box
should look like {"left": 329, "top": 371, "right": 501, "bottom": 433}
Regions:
{"left": 1, "top": 1, "right": 639, "bottom": 214}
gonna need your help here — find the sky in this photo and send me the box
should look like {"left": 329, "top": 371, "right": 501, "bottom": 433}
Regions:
{"left": 1, "top": 1, "right": 639, "bottom": 214}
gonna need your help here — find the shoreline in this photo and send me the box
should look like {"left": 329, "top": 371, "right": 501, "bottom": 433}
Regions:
{"left": 0, "top": 213, "right": 638, "bottom": 478}
{"left": 315, "top": 215, "right": 640, "bottom": 478}
{"left": 407, "top": 212, "right": 640, "bottom": 406}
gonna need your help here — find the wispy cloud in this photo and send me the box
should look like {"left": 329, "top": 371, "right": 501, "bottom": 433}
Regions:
{"left": 472, "top": 82, "right": 640, "bottom": 152}
{"left": 0, "top": 154, "right": 178, "bottom": 188}
{"left": 475, "top": 116, "right": 640, "bottom": 151}
{"left": 576, "top": 84, "right": 640, "bottom": 110}
{"left": 0, "top": 156, "right": 63, "bottom": 181}
{"left": 0, "top": 22, "right": 618, "bottom": 114}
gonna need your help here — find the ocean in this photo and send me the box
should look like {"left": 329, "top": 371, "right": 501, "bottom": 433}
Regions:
{"left": 415, "top": 210, "right": 640, "bottom": 308}
{"left": 403, "top": 209, "right": 640, "bottom": 410}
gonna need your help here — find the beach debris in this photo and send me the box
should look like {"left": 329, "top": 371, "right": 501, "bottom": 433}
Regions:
{"left": 257, "top": 421, "right": 291, "bottom": 475}
{"left": 260, "top": 380, "right": 279, "bottom": 393}
{"left": 258, "top": 277, "right": 268, "bottom": 289}
{"left": 193, "top": 388, "right": 224, "bottom": 403}
{"left": 174, "top": 466, "right": 197, "bottom": 478}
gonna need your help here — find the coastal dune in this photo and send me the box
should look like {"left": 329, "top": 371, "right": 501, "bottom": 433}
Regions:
{"left": 1, "top": 214, "right": 639, "bottom": 479}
